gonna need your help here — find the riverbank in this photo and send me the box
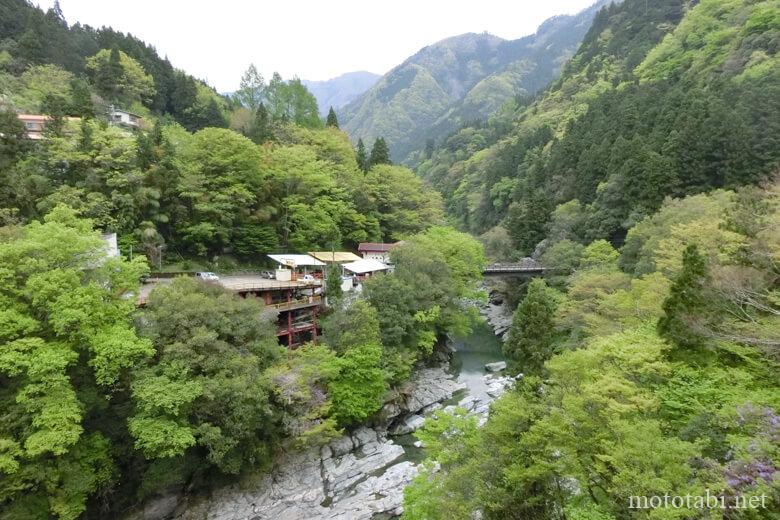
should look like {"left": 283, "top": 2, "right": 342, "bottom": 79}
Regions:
{"left": 153, "top": 365, "right": 466, "bottom": 520}
{"left": 131, "top": 325, "right": 513, "bottom": 520}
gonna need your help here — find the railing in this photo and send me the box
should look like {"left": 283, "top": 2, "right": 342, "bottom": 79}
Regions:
{"left": 267, "top": 295, "right": 322, "bottom": 311}
{"left": 276, "top": 321, "right": 317, "bottom": 336}
{"left": 222, "top": 280, "right": 322, "bottom": 292}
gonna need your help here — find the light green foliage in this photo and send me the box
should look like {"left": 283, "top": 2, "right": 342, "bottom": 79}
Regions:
{"left": 322, "top": 300, "right": 381, "bottom": 354}
{"left": 0, "top": 206, "right": 150, "bottom": 519}
{"left": 265, "top": 344, "right": 341, "bottom": 446}
{"left": 404, "top": 226, "right": 486, "bottom": 299}
{"left": 234, "top": 64, "right": 265, "bottom": 112}
{"left": 132, "top": 277, "right": 282, "bottom": 473}
{"left": 327, "top": 342, "right": 387, "bottom": 425}
{"left": 620, "top": 190, "right": 734, "bottom": 275}
{"left": 580, "top": 239, "right": 619, "bottom": 269}
{"left": 9, "top": 64, "right": 74, "bottom": 112}
{"left": 85, "top": 48, "right": 155, "bottom": 105}
{"left": 365, "top": 227, "right": 485, "bottom": 383}
{"left": 404, "top": 181, "right": 780, "bottom": 520}
{"left": 176, "top": 127, "right": 266, "bottom": 255}
{"left": 362, "top": 164, "right": 445, "bottom": 241}
{"left": 265, "top": 72, "right": 322, "bottom": 128}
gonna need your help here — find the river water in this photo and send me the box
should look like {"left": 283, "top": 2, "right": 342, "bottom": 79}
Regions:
{"left": 449, "top": 320, "right": 505, "bottom": 401}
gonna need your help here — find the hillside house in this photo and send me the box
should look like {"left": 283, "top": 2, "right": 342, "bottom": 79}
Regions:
{"left": 108, "top": 107, "right": 142, "bottom": 129}
{"left": 17, "top": 114, "right": 80, "bottom": 140}
{"left": 357, "top": 242, "right": 400, "bottom": 263}
{"left": 341, "top": 258, "right": 389, "bottom": 282}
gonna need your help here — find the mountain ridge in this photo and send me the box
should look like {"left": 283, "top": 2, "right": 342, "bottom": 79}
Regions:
{"left": 340, "top": 1, "right": 611, "bottom": 162}
{"left": 302, "top": 71, "right": 381, "bottom": 115}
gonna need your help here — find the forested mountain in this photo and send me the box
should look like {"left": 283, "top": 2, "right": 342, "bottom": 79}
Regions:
{"left": 401, "top": 2, "right": 780, "bottom": 516}
{"left": 418, "top": 0, "right": 779, "bottom": 257}
{"left": 302, "top": 71, "right": 381, "bottom": 115}
{"left": 340, "top": 1, "right": 609, "bottom": 163}
{"left": 0, "top": 0, "right": 230, "bottom": 130}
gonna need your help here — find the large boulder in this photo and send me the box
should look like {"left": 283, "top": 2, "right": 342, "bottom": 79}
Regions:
{"left": 484, "top": 361, "right": 506, "bottom": 372}
{"left": 402, "top": 367, "right": 467, "bottom": 414}
{"left": 389, "top": 414, "right": 425, "bottom": 436}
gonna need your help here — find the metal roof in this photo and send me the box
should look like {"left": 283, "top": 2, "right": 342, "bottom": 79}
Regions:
{"left": 357, "top": 242, "right": 399, "bottom": 252}
{"left": 267, "top": 254, "right": 325, "bottom": 267}
{"left": 341, "top": 258, "right": 390, "bottom": 274}
{"left": 308, "top": 251, "right": 362, "bottom": 263}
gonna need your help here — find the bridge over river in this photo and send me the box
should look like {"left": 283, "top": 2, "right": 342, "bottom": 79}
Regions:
{"left": 482, "top": 262, "right": 564, "bottom": 276}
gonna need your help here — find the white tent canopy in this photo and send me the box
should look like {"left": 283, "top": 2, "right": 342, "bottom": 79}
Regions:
{"left": 267, "top": 254, "right": 325, "bottom": 268}
{"left": 341, "top": 258, "right": 390, "bottom": 275}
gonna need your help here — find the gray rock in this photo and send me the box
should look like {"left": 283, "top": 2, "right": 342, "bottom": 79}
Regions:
{"left": 389, "top": 414, "right": 425, "bottom": 436}
{"left": 413, "top": 440, "right": 423, "bottom": 448}
{"left": 484, "top": 361, "right": 507, "bottom": 372}
{"left": 419, "top": 402, "right": 442, "bottom": 414}
{"left": 403, "top": 367, "right": 467, "bottom": 414}
{"left": 329, "top": 435, "right": 355, "bottom": 458}
{"left": 351, "top": 426, "right": 378, "bottom": 447}
{"left": 457, "top": 395, "right": 481, "bottom": 412}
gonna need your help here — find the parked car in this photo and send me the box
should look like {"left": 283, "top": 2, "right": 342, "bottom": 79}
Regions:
{"left": 196, "top": 271, "right": 219, "bottom": 282}
{"left": 260, "top": 270, "right": 275, "bottom": 279}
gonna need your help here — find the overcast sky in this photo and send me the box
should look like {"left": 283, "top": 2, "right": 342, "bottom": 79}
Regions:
{"left": 36, "top": 0, "right": 597, "bottom": 92}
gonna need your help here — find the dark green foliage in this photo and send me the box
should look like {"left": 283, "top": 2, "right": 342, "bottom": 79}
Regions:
{"left": 503, "top": 278, "right": 558, "bottom": 373}
{"left": 325, "top": 107, "right": 339, "bottom": 128}
{"left": 249, "top": 103, "right": 272, "bottom": 143}
{"left": 68, "top": 78, "right": 94, "bottom": 117}
{"left": 231, "top": 224, "right": 279, "bottom": 256}
{"left": 0, "top": 0, "right": 227, "bottom": 129}
{"left": 658, "top": 244, "right": 711, "bottom": 350}
{"left": 368, "top": 137, "right": 391, "bottom": 167}
{"left": 355, "top": 138, "right": 368, "bottom": 172}
{"left": 417, "top": 0, "right": 780, "bottom": 253}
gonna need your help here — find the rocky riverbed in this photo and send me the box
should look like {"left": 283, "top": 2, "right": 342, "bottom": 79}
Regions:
{"left": 132, "top": 361, "right": 514, "bottom": 520}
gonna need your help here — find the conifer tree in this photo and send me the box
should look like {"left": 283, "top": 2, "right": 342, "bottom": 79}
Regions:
{"left": 503, "top": 278, "right": 558, "bottom": 374}
{"left": 326, "top": 107, "right": 339, "bottom": 128}
{"left": 368, "top": 137, "right": 391, "bottom": 168}
{"left": 658, "top": 243, "right": 711, "bottom": 350}
{"left": 356, "top": 138, "right": 368, "bottom": 172}
{"left": 249, "top": 102, "right": 272, "bottom": 144}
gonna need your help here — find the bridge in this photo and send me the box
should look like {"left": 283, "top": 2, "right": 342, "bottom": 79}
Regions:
{"left": 482, "top": 263, "right": 563, "bottom": 276}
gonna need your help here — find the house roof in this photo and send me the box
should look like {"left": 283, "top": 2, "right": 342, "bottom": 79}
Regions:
{"left": 308, "top": 251, "right": 362, "bottom": 263}
{"left": 17, "top": 114, "right": 81, "bottom": 122}
{"left": 342, "top": 258, "right": 390, "bottom": 275}
{"left": 17, "top": 114, "right": 49, "bottom": 121}
{"left": 357, "top": 242, "right": 400, "bottom": 253}
{"left": 267, "top": 254, "right": 325, "bottom": 267}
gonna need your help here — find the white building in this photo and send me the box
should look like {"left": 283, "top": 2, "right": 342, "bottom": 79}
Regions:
{"left": 108, "top": 107, "right": 142, "bottom": 129}
{"left": 357, "top": 242, "right": 400, "bottom": 263}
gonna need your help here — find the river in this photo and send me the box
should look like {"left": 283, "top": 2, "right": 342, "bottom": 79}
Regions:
{"left": 449, "top": 320, "right": 505, "bottom": 401}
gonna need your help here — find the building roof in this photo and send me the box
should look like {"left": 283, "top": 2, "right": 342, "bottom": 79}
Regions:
{"left": 17, "top": 114, "right": 49, "bottom": 121}
{"left": 267, "top": 254, "right": 325, "bottom": 267}
{"left": 357, "top": 242, "right": 400, "bottom": 253}
{"left": 308, "top": 251, "right": 362, "bottom": 263}
{"left": 17, "top": 114, "right": 81, "bottom": 122}
{"left": 341, "top": 258, "right": 390, "bottom": 275}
